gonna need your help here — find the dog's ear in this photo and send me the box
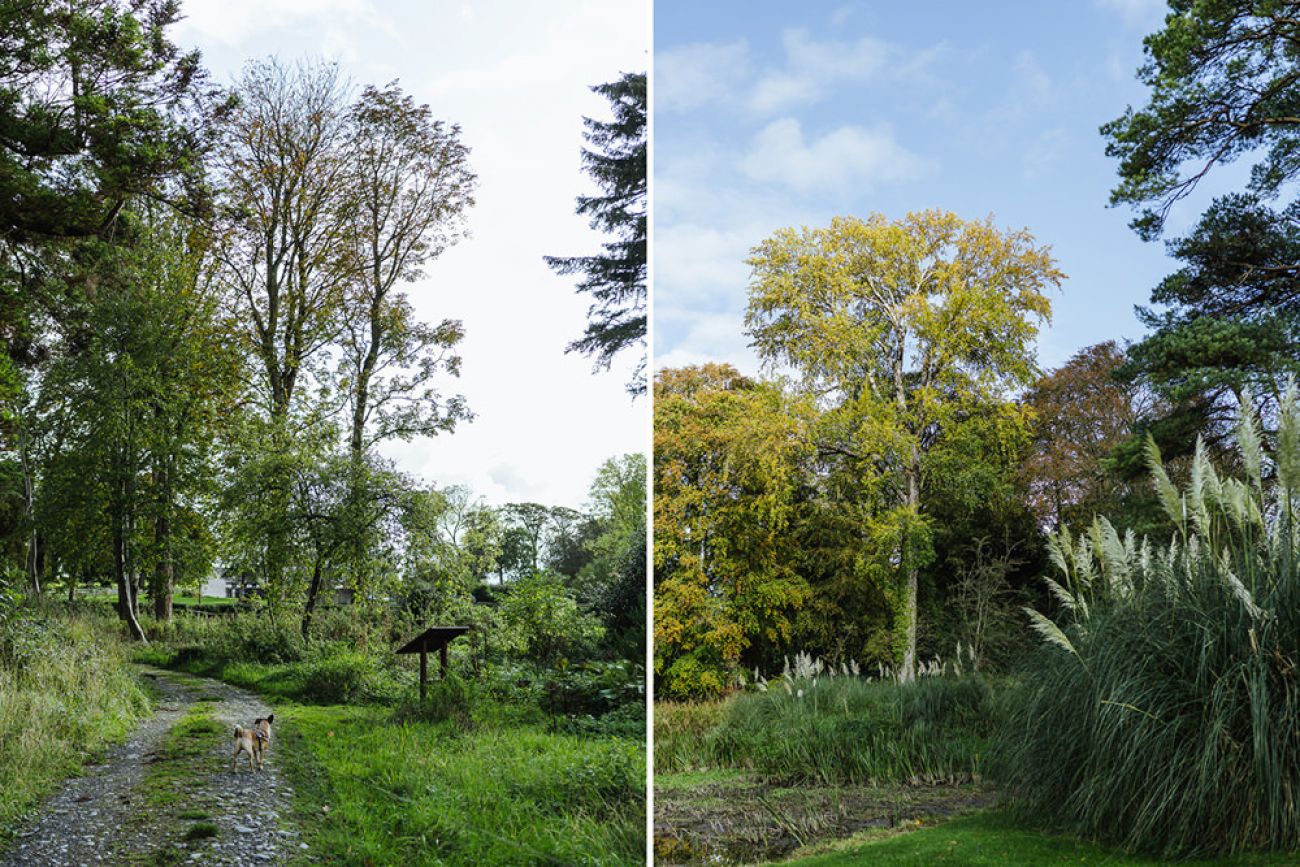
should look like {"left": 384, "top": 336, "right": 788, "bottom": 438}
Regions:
{"left": 266, "top": 714, "right": 274, "bottom": 724}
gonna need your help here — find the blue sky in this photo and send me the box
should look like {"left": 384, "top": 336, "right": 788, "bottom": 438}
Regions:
{"left": 653, "top": 0, "right": 1243, "bottom": 377}
{"left": 177, "top": 0, "right": 647, "bottom": 508}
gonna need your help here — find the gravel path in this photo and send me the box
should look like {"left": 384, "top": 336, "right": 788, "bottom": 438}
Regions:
{"left": 1, "top": 668, "right": 304, "bottom": 866}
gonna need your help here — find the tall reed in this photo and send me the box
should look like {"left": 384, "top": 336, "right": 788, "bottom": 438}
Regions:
{"left": 656, "top": 652, "right": 994, "bottom": 784}
{"left": 1000, "top": 394, "right": 1300, "bottom": 857}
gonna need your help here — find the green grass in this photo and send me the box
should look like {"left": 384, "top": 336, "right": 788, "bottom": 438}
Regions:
{"left": 171, "top": 595, "right": 239, "bottom": 608}
{"left": 781, "top": 812, "right": 1286, "bottom": 865}
{"left": 276, "top": 702, "right": 644, "bottom": 865}
{"left": 137, "top": 702, "right": 222, "bottom": 810}
{"left": 182, "top": 822, "right": 218, "bottom": 841}
{"left": 0, "top": 607, "right": 151, "bottom": 839}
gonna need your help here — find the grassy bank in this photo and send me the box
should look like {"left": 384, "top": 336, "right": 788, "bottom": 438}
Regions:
{"left": 0, "top": 603, "right": 151, "bottom": 839}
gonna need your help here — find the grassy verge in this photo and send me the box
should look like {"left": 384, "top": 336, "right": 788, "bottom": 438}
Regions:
{"left": 272, "top": 702, "right": 644, "bottom": 865}
{"left": 0, "top": 607, "right": 151, "bottom": 839}
{"left": 780, "top": 812, "right": 1285, "bottom": 866}
{"left": 171, "top": 595, "right": 239, "bottom": 608}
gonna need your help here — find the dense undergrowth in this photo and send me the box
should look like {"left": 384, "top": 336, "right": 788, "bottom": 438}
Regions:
{"left": 0, "top": 596, "right": 150, "bottom": 838}
{"left": 655, "top": 661, "right": 996, "bottom": 785}
{"left": 132, "top": 605, "right": 645, "bottom": 738}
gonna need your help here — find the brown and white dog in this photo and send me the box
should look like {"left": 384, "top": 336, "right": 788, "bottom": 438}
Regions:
{"left": 230, "top": 714, "right": 274, "bottom": 772}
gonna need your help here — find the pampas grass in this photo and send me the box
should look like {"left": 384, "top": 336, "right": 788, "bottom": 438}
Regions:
{"left": 999, "top": 392, "right": 1300, "bottom": 858}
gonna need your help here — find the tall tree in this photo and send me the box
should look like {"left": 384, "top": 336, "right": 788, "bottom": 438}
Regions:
{"left": 0, "top": 0, "right": 214, "bottom": 244}
{"left": 654, "top": 364, "right": 813, "bottom": 697}
{"left": 339, "top": 82, "right": 475, "bottom": 459}
{"left": 213, "top": 59, "right": 354, "bottom": 598}
{"left": 36, "top": 210, "right": 233, "bottom": 638}
{"left": 579, "top": 453, "right": 646, "bottom": 660}
{"left": 545, "top": 72, "right": 647, "bottom": 396}
{"left": 1104, "top": 3, "right": 1300, "bottom": 457}
{"left": 1022, "top": 342, "right": 1150, "bottom": 529}
{"left": 214, "top": 58, "right": 353, "bottom": 425}
{"left": 745, "top": 211, "right": 1060, "bottom": 681}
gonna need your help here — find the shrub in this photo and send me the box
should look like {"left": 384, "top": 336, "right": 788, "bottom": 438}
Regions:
{"left": 653, "top": 700, "right": 727, "bottom": 773}
{"left": 219, "top": 613, "right": 305, "bottom": 664}
{"left": 391, "top": 672, "right": 475, "bottom": 725}
{"left": 999, "top": 398, "right": 1300, "bottom": 857}
{"left": 540, "top": 659, "right": 644, "bottom": 718}
{"left": 713, "top": 672, "right": 993, "bottom": 785}
{"left": 300, "top": 649, "right": 384, "bottom": 707}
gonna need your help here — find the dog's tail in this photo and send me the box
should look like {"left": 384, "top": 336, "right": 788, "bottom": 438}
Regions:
{"left": 233, "top": 725, "right": 243, "bottom": 739}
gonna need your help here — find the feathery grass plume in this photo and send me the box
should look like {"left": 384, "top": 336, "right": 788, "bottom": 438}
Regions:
{"left": 1042, "top": 576, "right": 1079, "bottom": 614}
{"left": 1145, "top": 434, "right": 1184, "bottom": 531}
{"left": 1279, "top": 385, "right": 1300, "bottom": 493}
{"left": 1188, "top": 437, "right": 1217, "bottom": 536}
{"left": 999, "top": 392, "right": 1300, "bottom": 858}
{"left": 1021, "top": 607, "right": 1077, "bottom": 656}
{"left": 1237, "top": 404, "right": 1263, "bottom": 488}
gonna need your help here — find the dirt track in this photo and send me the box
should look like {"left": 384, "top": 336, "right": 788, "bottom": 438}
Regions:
{"left": 1, "top": 668, "right": 305, "bottom": 866}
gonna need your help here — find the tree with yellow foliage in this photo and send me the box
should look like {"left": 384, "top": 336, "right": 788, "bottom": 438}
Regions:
{"left": 745, "top": 211, "right": 1061, "bottom": 681}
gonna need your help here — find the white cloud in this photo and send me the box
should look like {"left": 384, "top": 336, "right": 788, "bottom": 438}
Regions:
{"left": 1022, "top": 126, "right": 1067, "bottom": 181}
{"left": 176, "top": 0, "right": 377, "bottom": 58}
{"left": 739, "top": 118, "right": 931, "bottom": 194}
{"left": 656, "top": 28, "right": 912, "bottom": 116}
{"left": 653, "top": 310, "right": 759, "bottom": 376}
{"left": 655, "top": 40, "right": 750, "bottom": 113}
{"left": 748, "top": 29, "right": 891, "bottom": 113}
{"left": 654, "top": 222, "right": 756, "bottom": 301}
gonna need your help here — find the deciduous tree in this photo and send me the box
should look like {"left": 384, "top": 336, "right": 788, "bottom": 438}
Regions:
{"left": 745, "top": 211, "right": 1060, "bottom": 680}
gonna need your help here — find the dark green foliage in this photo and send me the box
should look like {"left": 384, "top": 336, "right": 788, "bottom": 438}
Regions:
{"left": 1104, "top": 0, "right": 1300, "bottom": 239}
{"left": 540, "top": 659, "right": 644, "bottom": 718}
{"left": 392, "top": 671, "right": 476, "bottom": 728}
{"left": 544, "top": 72, "right": 647, "bottom": 395}
{"left": 1117, "top": 194, "right": 1300, "bottom": 463}
{"left": 1001, "top": 403, "right": 1300, "bottom": 857}
{"left": 0, "top": 0, "right": 217, "bottom": 243}
{"left": 182, "top": 822, "right": 217, "bottom": 841}
{"left": 300, "top": 650, "right": 382, "bottom": 704}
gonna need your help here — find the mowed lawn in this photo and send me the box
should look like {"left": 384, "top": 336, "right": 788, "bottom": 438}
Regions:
{"left": 275, "top": 703, "right": 645, "bottom": 866}
{"left": 783, "top": 813, "right": 1289, "bottom": 866}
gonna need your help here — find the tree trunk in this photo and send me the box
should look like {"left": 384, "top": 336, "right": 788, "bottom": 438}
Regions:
{"left": 301, "top": 557, "right": 324, "bottom": 640}
{"left": 153, "top": 517, "right": 173, "bottom": 621}
{"left": 899, "top": 457, "right": 920, "bottom": 683}
{"left": 30, "top": 531, "right": 43, "bottom": 595}
{"left": 114, "top": 517, "right": 147, "bottom": 643}
{"left": 152, "top": 463, "right": 173, "bottom": 621}
{"left": 893, "top": 334, "right": 919, "bottom": 684}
